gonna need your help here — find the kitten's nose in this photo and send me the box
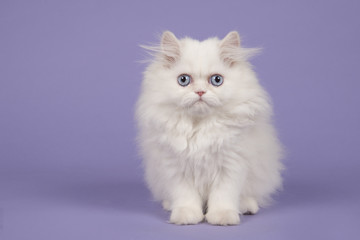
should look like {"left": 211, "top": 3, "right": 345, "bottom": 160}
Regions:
{"left": 196, "top": 91, "right": 206, "bottom": 97}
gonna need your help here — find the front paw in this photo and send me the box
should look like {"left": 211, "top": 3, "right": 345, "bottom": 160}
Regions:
{"left": 169, "top": 207, "right": 204, "bottom": 225}
{"left": 205, "top": 209, "right": 240, "bottom": 226}
{"left": 239, "top": 197, "right": 259, "bottom": 215}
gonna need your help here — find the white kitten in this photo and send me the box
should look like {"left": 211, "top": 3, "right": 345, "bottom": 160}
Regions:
{"left": 136, "top": 31, "right": 283, "bottom": 225}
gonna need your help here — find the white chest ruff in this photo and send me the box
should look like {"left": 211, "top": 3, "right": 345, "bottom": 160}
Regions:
{"left": 158, "top": 118, "right": 244, "bottom": 195}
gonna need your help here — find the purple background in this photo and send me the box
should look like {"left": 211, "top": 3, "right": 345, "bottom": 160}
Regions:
{"left": 1, "top": 0, "right": 359, "bottom": 239}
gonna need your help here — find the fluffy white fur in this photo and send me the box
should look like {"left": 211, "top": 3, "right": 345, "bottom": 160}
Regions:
{"left": 136, "top": 31, "right": 283, "bottom": 225}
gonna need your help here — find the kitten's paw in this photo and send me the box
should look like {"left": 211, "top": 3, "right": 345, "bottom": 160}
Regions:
{"left": 239, "top": 197, "right": 259, "bottom": 215}
{"left": 205, "top": 209, "right": 240, "bottom": 226}
{"left": 169, "top": 207, "right": 204, "bottom": 225}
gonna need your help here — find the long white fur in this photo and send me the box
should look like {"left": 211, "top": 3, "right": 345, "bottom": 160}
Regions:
{"left": 136, "top": 31, "right": 284, "bottom": 225}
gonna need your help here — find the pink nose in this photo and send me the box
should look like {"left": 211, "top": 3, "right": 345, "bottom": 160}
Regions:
{"left": 196, "top": 91, "right": 206, "bottom": 96}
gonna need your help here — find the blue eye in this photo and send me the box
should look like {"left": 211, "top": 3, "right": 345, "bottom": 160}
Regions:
{"left": 210, "top": 74, "right": 224, "bottom": 86}
{"left": 177, "top": 74, "right": 191, "bottom": 86}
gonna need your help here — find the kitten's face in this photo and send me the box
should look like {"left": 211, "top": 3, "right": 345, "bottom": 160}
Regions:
{"left": 143, "top": 31, "right": 255, "bottom": 116}
{"left": 166, "top": 40, "right": 234, "bottom": 115}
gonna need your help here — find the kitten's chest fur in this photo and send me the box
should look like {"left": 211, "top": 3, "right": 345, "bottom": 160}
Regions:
{"left": 163, "top": 114, "right": 244, "bottom": 193}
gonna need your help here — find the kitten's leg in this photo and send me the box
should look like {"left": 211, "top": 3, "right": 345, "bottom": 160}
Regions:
{"left": 162, "top": 200, "right": 171, "bottom": 211}
{"left": 205, "top": 168, "right": 246, "bottom": 225}
{"left": 169, "top": 180, "right": 204, "bottom": 225}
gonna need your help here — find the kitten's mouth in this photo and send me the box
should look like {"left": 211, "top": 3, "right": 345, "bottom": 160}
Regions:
{"left": 192, "top": 98, "right": 211, "bottom": 109}
{"left": 195, "top": 98, "right": 206, "bottom": 104}
{"left": 183, "top": 97, "right": 213, "bottom": 111}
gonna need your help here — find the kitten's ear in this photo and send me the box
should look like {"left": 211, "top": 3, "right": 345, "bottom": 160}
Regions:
{"left": 220, "top": 31, "right": 241, "bottom": 66}
{"left": 219, "top": 31, "right": 260, "bottom": 65}
{"left": 161, "top": 31, "right": 181, "bottom": 67}
{"left": 220, "top": 31, "right": 241, "bottom": 49}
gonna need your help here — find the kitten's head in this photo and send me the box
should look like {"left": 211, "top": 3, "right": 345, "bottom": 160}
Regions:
{"left": 141, "top": 31, "right": 261, "bottom": 116}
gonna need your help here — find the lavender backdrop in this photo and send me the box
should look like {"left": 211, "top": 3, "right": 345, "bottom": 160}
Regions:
{"left": 1, "top": 0, "right": 359, "bottom": 239}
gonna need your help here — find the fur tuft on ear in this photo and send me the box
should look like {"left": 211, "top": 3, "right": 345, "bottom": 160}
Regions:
{"left": 140, "top": 31, "right": 181, "bottom": 67}
{"left": 220, "top": 31, "right": 261, "bottom": 66}
{"left": 160, "top": 31, "right": 181, "bottom": 66}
